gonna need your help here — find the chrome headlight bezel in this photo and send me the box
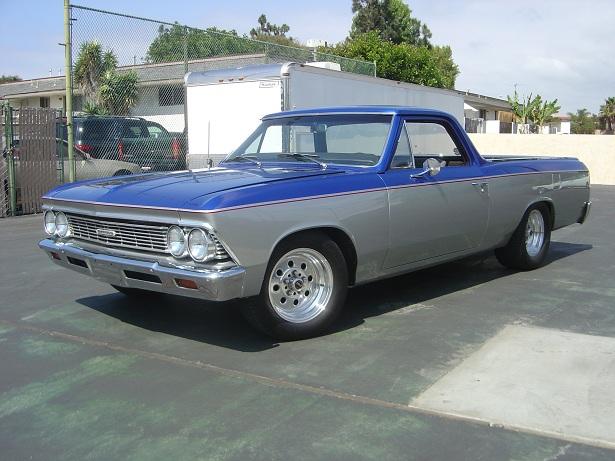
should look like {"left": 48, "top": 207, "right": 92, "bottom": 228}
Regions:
{"left": 44, "top": 210, "right": 56, "bottom": 235}
{"left": 167, "top": 225, "right": 187, "bottom": 258}
{"left": 187, "top": 228, "right": 216, "bottom": 262}
{"left": 55, "top": 211, "right": 70, "bottom": 238}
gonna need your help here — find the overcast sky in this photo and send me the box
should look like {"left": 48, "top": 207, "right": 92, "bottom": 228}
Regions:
{"left": 1, "top": 0, "right": 613, "bottom": 113}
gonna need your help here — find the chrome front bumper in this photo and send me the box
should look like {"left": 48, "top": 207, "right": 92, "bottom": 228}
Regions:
{"left": 39, "top": 239, "right": 245, "bottom": 301}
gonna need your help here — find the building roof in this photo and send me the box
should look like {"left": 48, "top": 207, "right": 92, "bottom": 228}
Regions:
{"left": 552, "top": 113, "right": 571, "bottom": 121}
{"left": 0, "top": 54, "right": 268, "bottom": 99}
{"left": 457, "top": 90, "right": 511, "bottom": 112}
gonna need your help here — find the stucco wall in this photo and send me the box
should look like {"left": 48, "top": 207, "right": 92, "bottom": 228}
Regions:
{"left": 469, "top": 134, "right": 615, "bottom": 185}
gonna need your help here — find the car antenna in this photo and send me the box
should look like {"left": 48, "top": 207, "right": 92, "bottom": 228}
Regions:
{"left": 207, "top": 120, "right": 211, "bottom": 170}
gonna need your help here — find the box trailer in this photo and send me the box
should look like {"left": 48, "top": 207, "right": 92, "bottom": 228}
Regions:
{"left": 185, "top": 62, "right": 464, "bottom": 168}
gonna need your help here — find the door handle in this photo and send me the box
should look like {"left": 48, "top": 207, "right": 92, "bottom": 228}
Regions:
{"left": 472, "top": 182, "right": 488, "bottom": 193}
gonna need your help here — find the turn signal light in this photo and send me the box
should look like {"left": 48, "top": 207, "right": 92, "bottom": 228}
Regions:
{"left": 175, "top": 278, "right": 198, "bottom": 290}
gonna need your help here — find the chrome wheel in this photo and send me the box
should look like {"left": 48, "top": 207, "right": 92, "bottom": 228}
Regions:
{"left": 268, "top": 248, "right": 334, "bottom": 323}
{"left": 525, "top": 209, "right": 545, "bottom": 257}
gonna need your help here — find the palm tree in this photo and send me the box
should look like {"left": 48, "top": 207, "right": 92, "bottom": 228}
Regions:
{"left": 73, "top": 41, "right": 138, "bottom": 115}
{"left": 531, "top": 97, "right": 561, "bottom": 133}
{"left": 507, "top": 91, "right": 540, "bottom": 133}
{"left": 599, "top": 96, "right": 615, "bottom": 132}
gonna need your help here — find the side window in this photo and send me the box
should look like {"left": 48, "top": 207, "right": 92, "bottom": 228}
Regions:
{"left": 391, "top": 122, "right": 414, "bottom": 168}
{"left": 122, "top": 122, "right": 147, "bottom": 139}
{"left": 145, "top": 123, "right": 166, "bottom": 139}
{"left": 405, "top": 122, "right": 466, "bottom": 167}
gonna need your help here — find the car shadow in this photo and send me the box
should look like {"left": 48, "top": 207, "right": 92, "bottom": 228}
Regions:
{"left": 77, "top": 241, "right": 592, "bottom": 351}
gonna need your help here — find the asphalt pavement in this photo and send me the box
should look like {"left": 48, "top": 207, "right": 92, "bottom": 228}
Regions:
{"left": 1, "top": 186, "right": 614, "bottom": 460}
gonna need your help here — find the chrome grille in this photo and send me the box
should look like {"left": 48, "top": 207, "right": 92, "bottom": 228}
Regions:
{"left": 67, "top": 214, "right": 169, "bottom": 253}
{"left": 211, "top": 235, "right": 230, "bottom": 260}
{"left": 66, "top": 213, "right": 232, "bottom": 260}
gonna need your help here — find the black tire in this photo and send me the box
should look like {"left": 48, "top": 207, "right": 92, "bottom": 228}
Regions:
{"left": 495, "top": 203, "right": 551, "bottom": 270}
{"left": 241, "top": 231, "right": 348, "bottom": 341}
{"left": 113, "top": 170, "right": 133, "bottom": 177}
{"left": 111, "top": 285, "right": 154, "bottom": 297}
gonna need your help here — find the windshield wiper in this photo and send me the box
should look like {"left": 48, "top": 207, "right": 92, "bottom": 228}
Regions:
{"left": 222, "top": 155, "right": 262, "bottom": 168}
{"left": 278, "top": 153, "right": 327, "bottom": 170}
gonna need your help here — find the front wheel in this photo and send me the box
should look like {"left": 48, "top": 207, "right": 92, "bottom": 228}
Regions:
{"left": 241, "top": 232, "right": 348, "bottom": 340}
{"left": 495, "top": 204, "right": 551, "bottom": 270}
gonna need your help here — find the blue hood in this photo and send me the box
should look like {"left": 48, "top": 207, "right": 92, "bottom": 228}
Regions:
{"left": 44, "top": 166, "right": 341, "bottom": 210}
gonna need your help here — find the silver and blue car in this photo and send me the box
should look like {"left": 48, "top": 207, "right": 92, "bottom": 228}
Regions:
{"left": 39, "top": 107, "right": 591, "bottom": 339}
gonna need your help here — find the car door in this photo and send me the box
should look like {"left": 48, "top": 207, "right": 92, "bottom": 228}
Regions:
{"left": 381, "top": 119, "right": 490, "bottom": 269}
{"left": 120, "top": 120, "right": 151, "bottom": 165}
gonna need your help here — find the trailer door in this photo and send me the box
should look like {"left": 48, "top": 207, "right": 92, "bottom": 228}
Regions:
{"left": 186, "top": 80, "right": 281, "bottom": 168}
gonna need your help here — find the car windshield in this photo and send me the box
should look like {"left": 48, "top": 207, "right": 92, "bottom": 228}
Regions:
{"left": 227, "top": 114, "right": 393, "bottom": 167}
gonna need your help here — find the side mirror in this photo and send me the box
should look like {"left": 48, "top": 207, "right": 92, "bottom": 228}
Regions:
{"left": 411, "top": 157, "right": 441, "bottom": 178}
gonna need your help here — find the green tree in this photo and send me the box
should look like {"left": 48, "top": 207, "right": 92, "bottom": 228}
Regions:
{"left": 569, "top": 109, "right": 597, "bottom": 134}
{"left": 599, "top": 96, "right": 615, "bottom": 132}
{"left": 0, "top": 75, "right": 21, "bottom": 83}
{"left": 531, "top": 96, "right": 560, "bottom": 132}
{"left": 147, "top": 24, "right": 258, "bottom": 63}
{"left": 507, "top": 91, "right": 539, "bottom": 132}
{"left": 327, "top": 31, "right": 450, "bottom": 87}
{"left": 249, "top": 14, "right": 302, "bottom": 47}
{"left": 351, "top": 0, "right": 432, "bottom": 46}
{"left": 74, "top": 41, "right": 138, "bottom": 115}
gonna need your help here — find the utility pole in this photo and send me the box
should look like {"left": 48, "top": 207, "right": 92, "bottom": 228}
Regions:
{"left": 64, "top": 0, "right": 75, "bottom": 182}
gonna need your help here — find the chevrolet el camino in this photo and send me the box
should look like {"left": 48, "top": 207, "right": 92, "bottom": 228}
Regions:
{"left": 39, "top": 107, "right": 591, "bottom": 340}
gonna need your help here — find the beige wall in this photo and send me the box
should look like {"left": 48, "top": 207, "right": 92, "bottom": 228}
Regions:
{"left": 469, "top": 134, "right": 615, "bottom": 185}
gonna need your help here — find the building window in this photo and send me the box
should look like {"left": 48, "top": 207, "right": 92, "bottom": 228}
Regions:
{"left": 158, "top": 85, "right": 184, "bottom": 106}
{"left": 40, "top": 97, "right": 50, "bottom": 108}
{"left": 479, "top": 109, "right": 486, "bottom": 120}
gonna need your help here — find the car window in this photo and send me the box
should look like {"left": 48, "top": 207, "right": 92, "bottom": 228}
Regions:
{"left": 231, "top": 115, "right": 392, "bottom": 166}
{"left": 77, "top": 120, "right": 113, "bottom": 142}
{"left": 145, "top": 123, "right": 167, "bottom": 138}
{"left": 391, "top": 122, "right": 414, "bottom": 168}
{"left": 122, "top": 122, "right": 147, "bottom": 138}
{"left": 405, "top": 122, "right": 466, "bottom": 167}
{"left": 325, "top": 122, "right": 390, "bottom": 156}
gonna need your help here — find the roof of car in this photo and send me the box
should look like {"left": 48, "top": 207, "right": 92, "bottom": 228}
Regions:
{"left": 262, "top": 106, "right": 453, "bottom": 120}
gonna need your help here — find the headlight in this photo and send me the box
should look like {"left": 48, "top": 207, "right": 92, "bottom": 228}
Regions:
{"left": 188, "top": 228, "right": 215, "bottom": 262}
{"left": 167, "top": 226, "right": 187, "bottom": 257}
{"left": 55, "top": 212, "right": 70, "bottom": 238}
{"left": 44, "top": 210, "right": 56, "bottom": 235}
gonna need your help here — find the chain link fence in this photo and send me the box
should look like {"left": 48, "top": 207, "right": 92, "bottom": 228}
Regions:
{"left": 66, "top": 4, "right": 375, "bottom": 178}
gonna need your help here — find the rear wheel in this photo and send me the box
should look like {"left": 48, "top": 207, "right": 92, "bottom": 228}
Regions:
{"left": 495, "top": 204, "right": 551, "bottom": 270}
{"left": 241, "top": 232, "right": 348, "bottom": 340}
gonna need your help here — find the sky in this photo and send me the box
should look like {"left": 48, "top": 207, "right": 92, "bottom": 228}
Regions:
{"left": 1, "top": 0, "right": 613, "bottom": 113}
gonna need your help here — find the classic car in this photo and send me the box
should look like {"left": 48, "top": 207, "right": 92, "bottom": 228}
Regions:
{"left": 39, "top": 106, "right": 591, "bottom": 340}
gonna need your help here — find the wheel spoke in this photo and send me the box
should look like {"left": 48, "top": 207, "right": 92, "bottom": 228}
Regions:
{"left": 525, "top": 209, "right": 545, "bottom": 257}
{"left": 268, "top": 248, "right": 333, "bottom": 323}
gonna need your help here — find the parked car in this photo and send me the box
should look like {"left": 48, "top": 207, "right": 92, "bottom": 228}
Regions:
{"left": 39, "top": 107, "right": 591, "bottom": 340}
{"left": 5, "top": 139, "right": 142, "bottom": 185}
{"left": 57, "top": 115, "right": 186, "bottom": 172}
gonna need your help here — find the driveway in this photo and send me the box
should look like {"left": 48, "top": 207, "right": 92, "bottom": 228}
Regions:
{"left": 0, "top": 186, "right": 614, "bottom": 460}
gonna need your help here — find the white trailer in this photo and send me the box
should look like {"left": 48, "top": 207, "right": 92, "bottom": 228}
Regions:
{"left": 185, "top": 62, "right": 464, "bottom": 168}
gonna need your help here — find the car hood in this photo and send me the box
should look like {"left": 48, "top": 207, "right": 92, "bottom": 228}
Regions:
{"left": 44, "top": 165, "right": 342, "bottom": 210}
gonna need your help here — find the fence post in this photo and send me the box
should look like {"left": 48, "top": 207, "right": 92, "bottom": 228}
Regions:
{"left": 64, "top": 0, "right": 76, "bottom": 182}
{"left": 3, "top": 103, "right": 17, "bottom": 216}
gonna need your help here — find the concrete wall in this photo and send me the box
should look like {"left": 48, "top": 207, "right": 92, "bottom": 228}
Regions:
{"left": 469, "top": 133, "right": 615, "bottom": 185}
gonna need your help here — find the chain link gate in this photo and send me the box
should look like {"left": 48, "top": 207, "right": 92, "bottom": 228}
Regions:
{"left": 63, "top": 4, "right": 376, "bottom": 180}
